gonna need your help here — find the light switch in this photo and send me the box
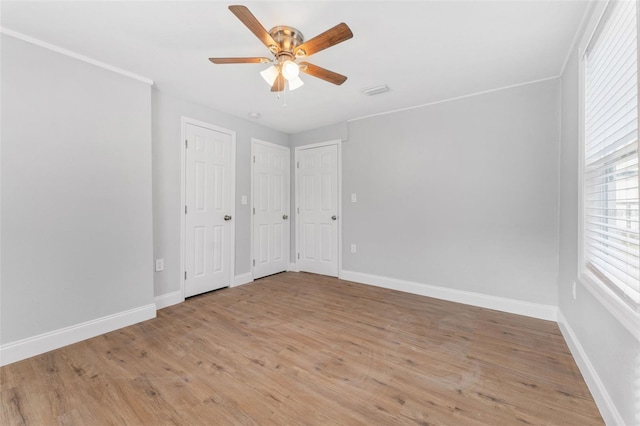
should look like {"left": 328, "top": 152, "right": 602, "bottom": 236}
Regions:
{"left": 241, "top": 195, "right": 247, "bottom": 205}
{"left": 351, "top": 193, "right": 357, "bottom": 203}
{"left": 155, "top": 258, "right": 164, "bottom": 272}
{"left": 351, "top": 244, "right": 357, "bottom": 253}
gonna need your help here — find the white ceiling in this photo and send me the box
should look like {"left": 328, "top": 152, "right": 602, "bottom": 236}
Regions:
{"left": 1, "top": 1, "right": 589, "bottom": 134}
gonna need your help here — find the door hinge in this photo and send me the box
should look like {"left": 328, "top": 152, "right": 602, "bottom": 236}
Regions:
{"left": 184, "top": 271, "right": 187, "bottom": 280}
{"left": 253, "top": 155, "right": 255, "bottom": 163}
{"left": 185, "top": 139, "right": 188, "bottom": 149}
{"left": 185, "top": 205, "right": 188, "bottom": 214}
{"left": 297, "top": 207, "right": 299, "bottom": 214}
{"left": 297, "top": 253, "right": 300, "bottom": 259}
{"left": 253, "top": 259, "right": 256, "bottom": 266}
{"left": 253, "top": 207, "right": 255, "bottom": 215}
{"left": 296, "top": 161, "right": 299, "bottom": 169}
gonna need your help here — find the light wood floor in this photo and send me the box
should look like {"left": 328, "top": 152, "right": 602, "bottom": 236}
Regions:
{"left": 1, "top": 272, "right": 603, "bottom": 425}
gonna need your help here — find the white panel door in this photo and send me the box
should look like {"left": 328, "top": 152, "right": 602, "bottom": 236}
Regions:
{"left": 252, "top": 140, "right": 290, "bottom": 279}
{"left": 185, "top": 123, "right": 233, "bottom": 297}
{"left": 297, "top": 144, "right": 338, "bottom": 276}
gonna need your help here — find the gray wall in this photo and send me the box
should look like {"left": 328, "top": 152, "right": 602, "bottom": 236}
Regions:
{"left": 341, "top": 80, "right": 560, "bottom": 305}
{"left": 152, "top": 90, "right": 289, "bottom": 297}
{"left": 1, "top": 35, "right": 154, "bottom": 344}
{"left": 558, "top": 42, "right": 640, "bottom": 425}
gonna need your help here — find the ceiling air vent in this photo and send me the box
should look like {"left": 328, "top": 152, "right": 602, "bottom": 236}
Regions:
{"left": 361, "top": 84, "right": 390, "bottom": 96}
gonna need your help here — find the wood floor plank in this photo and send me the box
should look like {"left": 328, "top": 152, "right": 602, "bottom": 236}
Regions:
{"left": 1, "top": 272, "right": 603, "bottom": 425}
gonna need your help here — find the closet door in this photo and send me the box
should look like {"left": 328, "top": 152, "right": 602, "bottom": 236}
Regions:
{"left": 252, "top": 140, "right": 290, "bottom": 279}
{"left": 296, "top": 143, "right": 339, "bottom": 277}
{"left": 184, "top": 122, "right": 233, "bottom": 297}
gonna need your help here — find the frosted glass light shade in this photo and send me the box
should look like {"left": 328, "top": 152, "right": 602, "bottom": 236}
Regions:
{"left": 260, "top": 65, "right": 279, "bottom": 86}
{"left": 281, "top": 60, "right": 300, "bottom": 80}
{"left": 288, "top": 75, "right": 304, "bottom": 91}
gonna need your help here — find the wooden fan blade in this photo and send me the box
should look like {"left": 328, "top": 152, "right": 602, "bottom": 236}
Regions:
{"left": 299, "top": 62, "right": 347, "bottom": 85}
{"left": 271, "top": 72, "right": 285, "bottom": 92}
{"left": 294, "top": 23, "right": 353, "bottom": 57}
{"left": 229, "top": 5, "right": 280, "bottom": 53}
{"left": 209, "top": 57, "right": 271, "bottom": 64}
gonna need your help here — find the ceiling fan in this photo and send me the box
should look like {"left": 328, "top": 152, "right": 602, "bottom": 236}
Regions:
{"left": 209, "top": 5, "right": 353, "bottom": 92}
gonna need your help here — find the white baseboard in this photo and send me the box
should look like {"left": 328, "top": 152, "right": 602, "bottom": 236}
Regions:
{"left": 154, "top": 291, "right": 183, "bottom": 310}
{"left": 0, "top": 304, "right": 156, "bottom": 367}
{"left": 557, "top": 311, "right": 623, "bottom": 425}
{"left": 232, "top": 272, "right": 253, "bottom": 287}
{"left": 287, "top": 263, "right": 299, "bottom": 272}
{"left": 339, "top": 270, "right": 558, "bottom": 321}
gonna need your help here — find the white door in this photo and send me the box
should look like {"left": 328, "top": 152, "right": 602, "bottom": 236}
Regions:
{"left": 252, "top": 140, "right": 290, "bottom": 279}
{"left": 296, "top": 144, "right": 339, "bottom": 276}
{"left": 185, "top": 123, "right": 234, "bottom": 297}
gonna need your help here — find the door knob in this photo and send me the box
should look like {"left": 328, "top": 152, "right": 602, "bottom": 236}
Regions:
{"left": 283, "top": 214, "right": 288, "bottom": 220}
{"left": 224, "top": 215, "right": 232, "bottom": 221}
{"left": 331, "top": 215, "right": 337, "bottom": 221}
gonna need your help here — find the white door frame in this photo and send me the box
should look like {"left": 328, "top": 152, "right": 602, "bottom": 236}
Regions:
{"left": 294, "top": 139, "right": 342, "bottom": 275}
{"left": 251, "top": 138, "right": 291, "bottom": 279}
{"left": 180, "top": 116, "right": 236, "bottom": 299}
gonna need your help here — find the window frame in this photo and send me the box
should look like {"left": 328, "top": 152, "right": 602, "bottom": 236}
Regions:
{"left": 577, "top": 0, "right": 640, "bottom": 337}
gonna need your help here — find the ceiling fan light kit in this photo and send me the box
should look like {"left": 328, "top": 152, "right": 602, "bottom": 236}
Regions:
{"left": 287, "top": 75, "right": 305, "bottom": 91}
{"left": 260, "top": 65, "right": 280, "bottom": 86}
{"left": 209, "top": 5, "right": 353, "bottom": 93}
{"left": 281, "top": 60, "right": 300, "bottom": 80}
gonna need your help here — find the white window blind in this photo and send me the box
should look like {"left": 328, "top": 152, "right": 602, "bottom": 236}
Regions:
{"left": 584, "top": 0, "right": 639, "bottom": 307}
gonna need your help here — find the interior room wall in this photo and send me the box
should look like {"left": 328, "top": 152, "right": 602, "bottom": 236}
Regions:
{"left": 340, "top": 79, "right": 561, "bottom": 306}
{"left": 1, "top": 35, "right": 154, "bottom": 346}
{"left": 557, "top": 39, "right": 640, "bottom": 426}
{"left": 151, "top": 89, "right": 289, "bottom": 300}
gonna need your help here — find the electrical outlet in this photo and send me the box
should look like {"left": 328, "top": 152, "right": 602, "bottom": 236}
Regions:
{"left": 351, "top": 244, "right": 357, "bottom": 253}
{"left": 572, "top": 281, "right": 577, "bottom": 300}
{"left": 241, "top": 195, "right": 247, "bottom": 205}
{"left": 155, "top": 258, "right": 164, "bottom": 272}
{"left": 351, "top": 193, "right": 357, "bottom": 203}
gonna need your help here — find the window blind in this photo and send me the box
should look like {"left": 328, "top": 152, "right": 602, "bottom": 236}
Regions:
{"left": 584, "top": 0, "right": 639, "bottom": 306}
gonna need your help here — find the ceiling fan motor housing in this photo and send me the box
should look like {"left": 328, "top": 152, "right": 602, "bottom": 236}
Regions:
{"left": 269, "top": 26, "right": 304, "bottom": 58}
